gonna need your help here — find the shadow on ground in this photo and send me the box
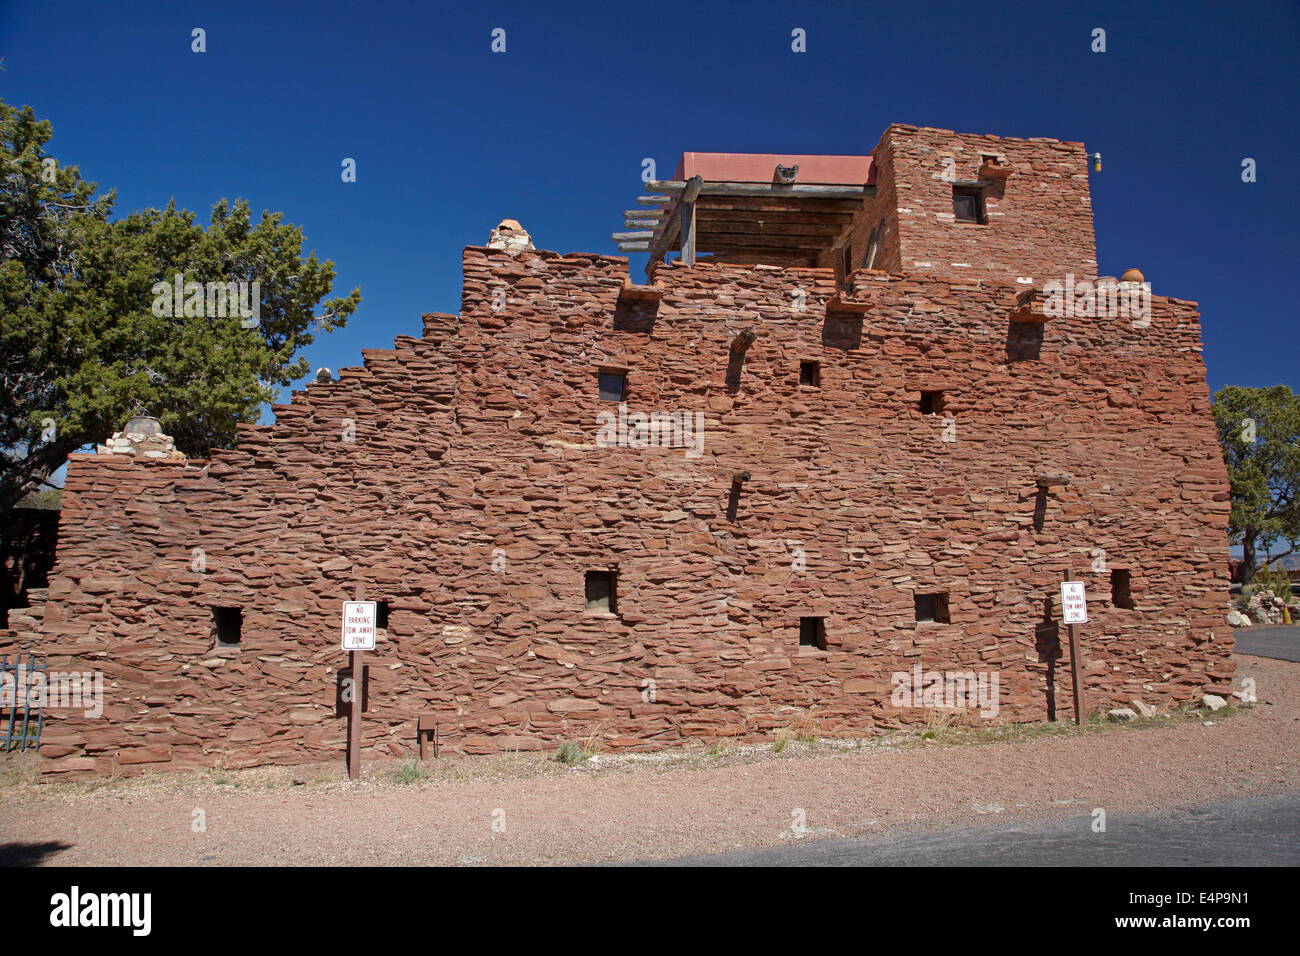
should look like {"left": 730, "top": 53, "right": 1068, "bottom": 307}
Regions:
{"left": 0, "top": 841, "right": 72, "bottom": 867}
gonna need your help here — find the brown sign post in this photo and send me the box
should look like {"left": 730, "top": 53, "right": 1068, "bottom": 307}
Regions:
{"left": 1061, "top": 569, "right": 1087, "bottom": 725}
{"left": 342, "top": 586, "right": 377, "bottom": 780}
{"left": 348, "top": 649, "right": 363, "bottom": 778}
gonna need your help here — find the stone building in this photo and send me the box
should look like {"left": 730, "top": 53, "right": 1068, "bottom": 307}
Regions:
{"left": 3, "top": 124, "right": 1233, "bottom": 777}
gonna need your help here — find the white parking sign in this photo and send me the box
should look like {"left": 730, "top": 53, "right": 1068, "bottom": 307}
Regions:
{"left": 342, "top": 601, "right": 377, "bottom": 651}
{"left": 1061, "top": 582, "right": 1087, "bottom": 624}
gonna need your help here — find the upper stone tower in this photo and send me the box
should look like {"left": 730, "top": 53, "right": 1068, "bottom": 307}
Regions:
{"left": 866, "top": 125, "right": 1098, "bottom": 284}
{"left": 614, "top": 124, "right": 1099, "bottom": 287}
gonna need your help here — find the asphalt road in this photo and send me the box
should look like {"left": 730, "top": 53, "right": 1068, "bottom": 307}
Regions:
{"left": 646, "top": 791, "right": 1300, "bottom": 866}
{"left": 1233, "top": 625, "right": 1300, "bottom": 662}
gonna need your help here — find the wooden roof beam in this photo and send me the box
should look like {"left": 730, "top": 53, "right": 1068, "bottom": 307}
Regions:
{"left": 689, "top": 248, "right": 820, "bottom": 265}
{"left": 647, "top": 180, "right": 876, "bottom": 199}
{"left": 645, "top": 175, "right": 703, "bottom": 277}
{"left": 694, "top": 216, "right": 853, "bottom": 233}
{"left": 692, "top": 234, "right": 834, "bottom": 252}
{"left": 694, "top": 196, "right": 865, "bottom": 213}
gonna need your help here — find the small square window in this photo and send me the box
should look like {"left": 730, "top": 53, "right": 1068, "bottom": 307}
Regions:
{"left": 914, "top": 593, "right": 950, "bottom": 624}
{"left": 799, "top": 616, "right": 827, "bottom": 650}
{"left": 800, "top": 361, "right": 821, "bottom": 387}
{"left": 212, "top": 606, "right": 242, "bottom": 647}
{"left": 920, "top": 390, "right": 945, "bottom": 415}
{"left": 375, "top": 601, "right": 390, "bottom": 630}
{"left": 585, "top": 571, "right": 616, "bottom": 613}
{"left": 1111, "top": 569, "right": 1134, "bottom": 610}
{"left": 598, "top": 371, "right": 626, "bottom": 403}
{"left": 952, "top": 186, "right": 985, "bottom": 224}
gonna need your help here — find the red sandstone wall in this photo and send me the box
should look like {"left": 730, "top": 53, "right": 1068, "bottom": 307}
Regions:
{"left": 5, "top": 247, "right": 1232, "bottom": 777}
{"left": 821, "top": 126, "right": 902, "bottom": 277}
{"left": 876, "top": 125, "right": 1099, "bottom": 283}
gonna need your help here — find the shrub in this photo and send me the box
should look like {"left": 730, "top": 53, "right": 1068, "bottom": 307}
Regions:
{"left": 1253, "top": 566, "right": 1294, "bottom": 603}
{"left": 554, "top": 742, "right": 590, "bottom": 764}
{"left": 392, "top": 759, "right": 427, "bottom": 784}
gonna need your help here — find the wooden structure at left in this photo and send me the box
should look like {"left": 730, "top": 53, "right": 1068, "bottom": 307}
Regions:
{"left": 612, "top": 152, "right": 877, "bottom": 274}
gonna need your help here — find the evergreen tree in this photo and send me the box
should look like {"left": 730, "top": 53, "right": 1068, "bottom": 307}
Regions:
{"left": 1, "top": 99, "right": 360, "bottom": 518}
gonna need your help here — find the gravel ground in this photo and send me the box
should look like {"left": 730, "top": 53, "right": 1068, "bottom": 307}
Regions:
{"left": 1, "top": 654, "right": 1295, "bottom": 867}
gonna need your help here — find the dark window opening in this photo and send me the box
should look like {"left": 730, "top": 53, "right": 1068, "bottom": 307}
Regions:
{"left": 840, "top": 244, "right": 853, "bottom": 286}
{"left": 585, "top": 571, "right": 616, "bottom": 613}
{"left": 952, "top": 186, "right": 986, "bottom": 224}
{"left": 822, "top": 314, "right": 863, "bottom": 351}
{"left": 1006, "top": 321, "right": 1044, "bottom": 362}
{"left": 212, "top": 606, "right": 242, "bottom": 648}
{"left": 799, "top": 616, "right": 827, "bottom": 650}
{"left": 1111, "top": 570, "right": 1134, "bottom": 610}
{"left": 375, "top": 601, "right": 390, "bottom": 630}
{"left": 800, "top": 361, "right": 821, "bottom": 387}
{"left": 598, "top": 371, "right": 626, "bottom": 403}
{"left": 920, "top": 390, "right": 945, "bottom": 415}
{"left": 914, "top": 592, "right": 950, "bottom": 624}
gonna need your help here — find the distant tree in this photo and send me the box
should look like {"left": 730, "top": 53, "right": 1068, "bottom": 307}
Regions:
{"left": 1, "top": 98, "right": 361, "bottom": 520}
{"left": 1212, "top": 385, "right": 1300, "bottom": 584}
{"left": 16, "top": 488, "right": 61, "bottom": 510}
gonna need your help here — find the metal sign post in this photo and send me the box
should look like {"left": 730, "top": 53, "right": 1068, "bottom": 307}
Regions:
{"left": 1061, "top": 570, "right": 1087, "bottom": 726}
{"left": 342, "top": 593, "right": 377, "bottom": 780}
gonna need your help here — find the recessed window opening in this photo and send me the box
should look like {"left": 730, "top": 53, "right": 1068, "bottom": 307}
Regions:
{"left": 952, "top": 186, "right": 986, "bottom": 224}
{"left": 585, "top": 570, "right": 616, "bottom": 613}
{"left": 840, "top": 244, "right": 853, "bottom": 283}
{"left": 800, "top": 361, "right": 821, "bottom": 387}
{"left": 212, "top": 606, "right": 242, "bottom": 647}
{"left": 598, "top": 371, "right": 626, "bottom": 403}
{"left": 914, "top": 592, "right": 950, "bottom": 624}
{"left": 799, "top": 616, "right": 827, "bottom": 650}
{"left": 1111, "top": 569, "right": 1134, "bottom": 610}
{"left": 375, "top": 601, "right": 390, "bottom": 630}
{"left": 920, "top": 390, "right": 945, "bottom": 415}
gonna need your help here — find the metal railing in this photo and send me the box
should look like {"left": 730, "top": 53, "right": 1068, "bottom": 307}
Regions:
{"left": 1, "top": 653, "right": 47, "bottom": 752}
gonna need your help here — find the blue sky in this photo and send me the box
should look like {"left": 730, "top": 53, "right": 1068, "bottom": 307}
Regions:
{"left": 2, "top": 0, "right": 1297, "bottom": 422}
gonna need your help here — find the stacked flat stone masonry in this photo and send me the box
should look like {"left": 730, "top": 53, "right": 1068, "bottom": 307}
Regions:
{"left": 833, "top": 125, "right": 1098, "bottom": 283}
{"left": 4, "top": 249, "right": 1232, "bottom": 777}
{"left": 1, "top": 124, "right": 1232, "bottom": 778}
